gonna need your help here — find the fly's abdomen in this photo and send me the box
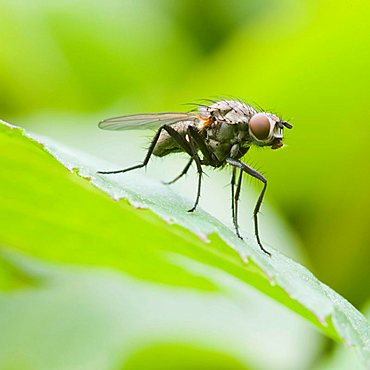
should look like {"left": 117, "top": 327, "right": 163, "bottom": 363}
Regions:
{"left": 152, "top": 121, "right": 192, "bottom": 157}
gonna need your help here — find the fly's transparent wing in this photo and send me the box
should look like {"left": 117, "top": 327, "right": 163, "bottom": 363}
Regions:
{"left": 98, "top": 112, "right": 200, "bottom": 131}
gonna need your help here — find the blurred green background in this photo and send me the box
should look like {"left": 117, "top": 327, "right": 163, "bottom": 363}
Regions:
{"left": 1, "top": 0, "right": 369, "bottom": 357}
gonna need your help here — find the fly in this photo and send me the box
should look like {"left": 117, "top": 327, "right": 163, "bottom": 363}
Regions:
{"left": 98, "top": 99, "right": 293, "bottom": 256}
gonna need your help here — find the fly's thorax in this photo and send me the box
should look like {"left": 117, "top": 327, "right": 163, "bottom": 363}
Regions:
{"left": 199, "top": 100, "right": 257, "bottom": 125}
{"left": 248, "top": 112, "right": 287, "bottom": 149}
{"left": 203, "top": 122, "right": 247, "bottom": 161}
{"left": 207, "top": 120, "right": 239, "bottom": 141}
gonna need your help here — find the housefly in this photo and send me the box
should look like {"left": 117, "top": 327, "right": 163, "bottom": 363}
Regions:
{"left": 98, "top": 99, "right": 293, "bottom": 255}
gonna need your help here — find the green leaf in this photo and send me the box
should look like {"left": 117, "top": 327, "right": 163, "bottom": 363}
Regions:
{"left": 312, "top": 303, "right": 370, "bottom": 370}
{"left": 0, "top": 120, "right": 369, "bottom": 369}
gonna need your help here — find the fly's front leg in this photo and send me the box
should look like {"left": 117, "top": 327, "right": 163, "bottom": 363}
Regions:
{"left": 163, "top": 158, "right": 193, "bottom": 185}
{"left": 233, "top": 168, "right": 243, "bottom": 239}
{"left": 98, "top": 125, "right": 192, "bottom": 175}
{"left": 230, "top": 167, "right": 243, "bottom": 238}
{"left": 231, "top": 167, "right": 241, "bottom": 238}
{"left": 231, "top": 167, "right": 236, "bottom": 223}
{"left": 226, "top": 158, "right": 270, "bottom": 256}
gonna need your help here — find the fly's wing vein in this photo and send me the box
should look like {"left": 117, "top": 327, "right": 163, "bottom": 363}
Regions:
{"left": 98, "top": 113, "right": 200, "bottom": 131}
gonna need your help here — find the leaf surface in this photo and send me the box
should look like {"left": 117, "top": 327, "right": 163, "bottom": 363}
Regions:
{"left": 0, "top": 121, "right": 369, "bottom": 369}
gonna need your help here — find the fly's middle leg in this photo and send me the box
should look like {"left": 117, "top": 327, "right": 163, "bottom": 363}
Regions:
{"left": 187, "top": 126, "right": 220, "bottom": 166}
{"left": 186, "top": 127, "right": 204, "bottom": 213}
{"left": 163, "top": 158, "right": 193, "bottom": 185}
{"left": 158, "top": 125, "right": 204, "bottom": 212}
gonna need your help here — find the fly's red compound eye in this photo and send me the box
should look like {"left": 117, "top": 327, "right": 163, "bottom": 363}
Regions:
{"left": 249, "top": 113, "right": 271, "bottom": 140}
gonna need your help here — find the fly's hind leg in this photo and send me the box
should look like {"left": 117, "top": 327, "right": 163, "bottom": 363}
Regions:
{"left": 98, "top": 124, "right": 193, "bottom": 175}
{"left": 98, "top": 123, "right": 205, "bottom": 215}
{"left": 97, "top": 126, "right": 165, "bottom": 175}
{"left": 163, "top": 158, "right": 193, "bottom": 185}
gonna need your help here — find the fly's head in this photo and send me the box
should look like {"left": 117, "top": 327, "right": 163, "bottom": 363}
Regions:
{"left": 248, "top": 112, "right": 293, "bottom": 149}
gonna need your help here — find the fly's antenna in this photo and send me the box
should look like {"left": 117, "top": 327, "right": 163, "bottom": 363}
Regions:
{"left": 281, "top": 121, "right": 293, "bottom": 129}
{"left": 279, "top": 113, "right": 294, "bottom": 129}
